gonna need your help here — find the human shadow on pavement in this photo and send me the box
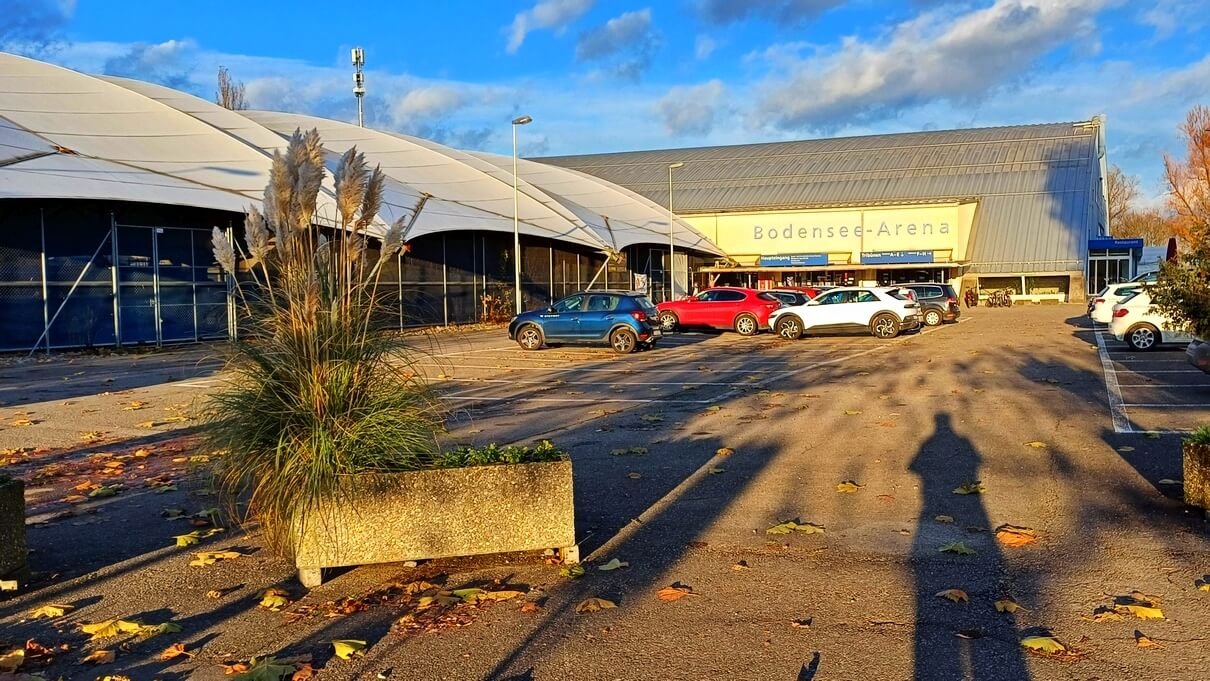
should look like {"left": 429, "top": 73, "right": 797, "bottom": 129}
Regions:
{"left": 909, "top": 413, "right": 1030, "bottom": 681}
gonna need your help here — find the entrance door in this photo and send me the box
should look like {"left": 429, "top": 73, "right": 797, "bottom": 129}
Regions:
{"left": 116, "top": 224, "right": 223, "bottom": 346}
{"left": 1088, "top": 256, "right": 1132, "bottom": 294}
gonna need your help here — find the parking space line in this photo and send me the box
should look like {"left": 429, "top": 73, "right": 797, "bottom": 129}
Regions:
{"left": 441, "top": 395, "right": 713, "bottom": 404}
{"left": 1120, "top": 369, "right": 1203, "bottom": 374}
{"left": 1122, "top": 403, "right": 1210, "bottom": 408}
{"left": 428, "top": 345, "right": 518, "bottom": 357}
{"left": 437, "top": 377, "right": 761, "bottom": 388}
{"left": 1117, "top": 384, "right": 1210, "bottom": 388}
{"left": 1093, "top": 322, "right": 1133, "bottom": 433}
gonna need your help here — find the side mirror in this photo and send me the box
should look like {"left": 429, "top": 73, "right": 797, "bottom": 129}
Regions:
{"left": 546, "top": 306, "right": 556, "bottom": 314}
{"left": 807, "top": 299, "right": 820, "bottom": 306}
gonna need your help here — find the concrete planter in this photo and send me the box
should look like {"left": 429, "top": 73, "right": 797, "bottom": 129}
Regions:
{"left": 0, "top": 477, "right": 28, "bottom": 587}
{"left": 1183, "top": 442, "right": 1210, "bottom": 515}
{"left": 293, "top": 460, "right": 576, "bottom": 587}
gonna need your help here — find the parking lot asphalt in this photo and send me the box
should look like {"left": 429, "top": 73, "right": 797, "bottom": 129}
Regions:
{"left": 1, "top": 305, "right": 1208, "bottom": 681}
{"left": 1091, "top": 321, "right": 1210, "bottom": 433}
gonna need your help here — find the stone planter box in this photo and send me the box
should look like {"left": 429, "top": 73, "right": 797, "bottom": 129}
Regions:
{"left": 1184, "top": 442, "right": 1210, "bottom": 515}
{"left": 0, "top": 477, "right": 28, "bottom": 587}
{"left": 293, "top": 460, "right": 576, "bottom": 587}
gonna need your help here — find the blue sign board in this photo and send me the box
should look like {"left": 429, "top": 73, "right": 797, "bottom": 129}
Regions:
{"left": 860, "top": 251, "right": 935, "bottom": 265}
{"left": 1088, "top": 238, "right": 1144, "bottom": 250}
{"left": 759, "top": 253, "right": 829, "bottom": 267}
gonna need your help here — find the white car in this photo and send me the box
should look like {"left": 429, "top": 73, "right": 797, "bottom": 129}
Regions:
{"left": 769, "top": 286, "right": 922, "bottom": 340}
{"left": 1089, "top": 281, "right": 1147, "bottom": 323}
{"left": 1109, "top": 290, "right": 1194, "bottom": 351}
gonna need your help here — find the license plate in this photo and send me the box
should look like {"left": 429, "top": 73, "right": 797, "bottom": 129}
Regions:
{"left": 651, "top": 328, "right": 663, "bottom": 337}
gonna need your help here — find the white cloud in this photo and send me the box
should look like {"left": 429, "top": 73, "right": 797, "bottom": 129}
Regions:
{"left": 393, "top": 86, "right": 466, "bottom": 123}
{"left": 752, "top": 0, "right": 1113, "bottom": 132}
{"left": 694, "top": 34, "right": 718, "bottom": 60}
{"left": 575, "top": 8, "right": 661, "bottom": 80}
{"left": 0, "top": 0, "right": 75, "bottom": 49}
{"left": 506, "top": 0, "right": 595, "bottom": 54}
{"left": 1139, "top": 0, "right": 1208, "bottom": 41}
{"left": 101, "top": 39, "right": 198, "bottom": 91}
{"left": 695, "top": 0, "right": 844, "bottom": 25}
{"left": 657, "top": 80, "right": 727, "bottom": 136}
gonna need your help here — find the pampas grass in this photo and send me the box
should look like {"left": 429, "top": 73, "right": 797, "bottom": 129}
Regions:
{"left": 205, "top": 128, "right": 442, "bottom": 556}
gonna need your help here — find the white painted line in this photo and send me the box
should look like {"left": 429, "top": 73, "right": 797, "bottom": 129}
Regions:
{"left": 1114, "top": 358, "right": 1189, "bottom": 363}
{"left": 1117, "top": 370, "right": 1203, "bottom": 374}
{"left": 441, "top": 395, "right": 713, "bottom": 404}
{"left": 438, "top": 377, "right": 758, "bottom": 388}
{"left": 1094, "top": 322, "right": 1133, "bottom": 433}
{"left": 1122, "top": 403, "right": 1210, "bottom": 408}
{"left": 1117, "top": 384, "right": 1210, "bottom": 388}
{"left": 419, "top": 364, "right": 792, "bottom": 374}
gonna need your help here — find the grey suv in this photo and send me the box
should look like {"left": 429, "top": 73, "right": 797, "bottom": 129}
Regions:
{"left": 898, "top": 283, "right": 961, "bottom": 326}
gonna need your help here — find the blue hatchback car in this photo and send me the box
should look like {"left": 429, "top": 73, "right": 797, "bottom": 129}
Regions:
{"left": 508, "top": 291, "right": 662, "bottom": 353}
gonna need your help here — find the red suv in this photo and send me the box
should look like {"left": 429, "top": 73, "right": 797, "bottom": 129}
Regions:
{"left": 656, "top": 287, "right": 782, "bottom": 336}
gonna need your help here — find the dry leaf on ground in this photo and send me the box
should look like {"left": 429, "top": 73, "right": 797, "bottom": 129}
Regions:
{"left": 766, "top": 520, "right": 824, "bottom": 535}
{"left": 836, "top": 480, "right": 862, "bottom": 493}
{"left": 934, "top": 515, "right": 954, "bottom": 523}
{"left": 559, "top": 565, "right": 585, "bottom": 579}
{"left": 82, "top": 650, "right": 116, "bottom": 664}
{"left": 259, "top": 588, "right": 290, "bottom": 611}
{"left": 1024, "top": 441, "right": 1048, "bottom": 449}
{"left": 575, "top": 597, "right": 617, "bottom": 613}
{"left": 939, "top": 542, "right": 977, "bottom": 556}
{"left": 657, "top": 584, "right": 698, "bottom": 602}
{"left": 715, "top": 447, "right": 735, "bottom": 456}
{"left": 952, "top": 481, "right": 985, "bottom": 495}
{"left": 331, "top": 640, "right": 366, "bottom": 660}
{"left": 159, "top": 643, "right": 190, "bottom": 661}
{"left": 598, "top": 558, "right": 629, "bottom": 571}
{"left": 1020, "top": 635, "right": 1066, "bottom": 655}
{"left": 28, "top": 603, "right": 73, "bottom": 619}
{"left": 995, "top": 525, "right": 1038, "bottom": 547}
{"left": 995, "top": 598, "right": 1026, "bottom": 613}
{"left": 936, "top": 589, "right": 969, "bottom": 603}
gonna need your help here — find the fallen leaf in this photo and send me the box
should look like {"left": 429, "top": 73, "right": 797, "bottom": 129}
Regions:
{"left": 1135, "top": 630, "right": 1162, "bottom": 648}
{"left": 227, "top": 656, "right": 297, "bottom": 679}
{"left": 625, "top": 472, "right": 641, "bottom": 479}
{"left": 934, "top": 515, "right": 954, "bottom": 523}
{"left": 480, "top": 590, "right": 525, "bottom": 602}
{"left": 657, "top": 584, "right": 697, "bottom": 602}
{"left": 639, "top": 413, "right": 664, "bottom": 423}
{"left": 1024, "top": 441, "right": 1048, "bottom": 449}
{"left": 836, "top": 480, "right": 862, "bottom": 493}
{"left": 331, "top": 640, "right": 366, "bottom": 661}
{"left": 1117, "top": 446, "right": 1135, "bottom": 452}
{"left": 1196, "top": 577, "right": 1209, "bottom": 592}
{"left": 575, "top": 597, "right": 617, "bottom": 613}
{"left": 1116, "top": 604, "right": 1164, "bottom": 620}
{"left": 844, "top": 410, "right": 862, "bottom": 416}
{"left": 732, "top": 560, "right": 751, "bottom": 571}
{"left": 715, "top": 447, "right": 735, "bottom": 456}
{"left": 189, "top": 550, "right": 241, "bottom": 566}
{"left": 136, "top": 622, "right": 181, "bottom": 639}
{"left": 598, "top": 558, "right": 629, "bottom": 571}
{"left": 957, "top": 629, "right": 983, "bottom": 639}
{"left": 135, "top": 420, "right": 159, "bottom": 429}
{"left": 259, "top": 588, "right": 290, "bottom": 611}
{"left": 80, "top": 619, "right": 143, "bottom": 641}
{"left": 161, "top": 507, "right": 187, "bottom": 518}
{"left": 708, "top": 467, "right": 725, "bottom": 475}
{"left": 939, "top": 542, "right": 977, "bottom": 556}
{"left": 952, "top": 481, "right": 985, "bottom": 495}
{"left": 205, "top": 590, "right": 223, "bottom": 599}
{"left": 560, "top": 565, "right": 585, "bottom": 579}
{"left": 29, "top": 603, "right": 73, "bottom": 619}
{"left": 159, "top": 643, "right": 190, "bottom": 661}
{"left": 0, "top": 649, "right": 22, "bottom": 673}
{"left": 1157, "top": 479, "right": 1182, "bottom": 485}
{"left": 766, "top": 520, "right": 825, "bottom": 535}
{"left": 88, "top": 484, "right": 122, "bottom": 498}
{"left": 292, "top": 663, "right": 315, "bottom": 680}
{"left": 936, "top": 589, "right": 969, "bottom": 603}
{"left": 10, "top": 418, "right": 35, "bottom": 427}
{"left": 520, "top": 601, "right": 542, "bottom": 613}
{"left": 123, "top": 401, "right": 149, "bottom": 410}
{"left": 995, "top": 598, "right": 1026, "bottom": 613}
{"left": 1085, "top": 608, "right": 1124, "bottom": 623}
{"left": 1021, "top": 635, "right": 1066, "bottom": 655}
{"left": 83, "top": 650, "right": 116, "bottom": 665}
{"left": 995, "top": 525, "right": 1038, "bottom": 547}
{"left": 790, "top": 618, "right": 812, "bottom": 629}
{"left": 610, "top": 446, "right": 648, "bottom": 457}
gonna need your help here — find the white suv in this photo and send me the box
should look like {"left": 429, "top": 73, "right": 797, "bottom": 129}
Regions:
{"left": 1089, "top": 281, "right": 1147, "bottom": 323}
{"left": 1109, "top": 290, "right": 1194, "bottom": 351}
{"left": 769, "top": 287, "right": 922, "bottom": 340}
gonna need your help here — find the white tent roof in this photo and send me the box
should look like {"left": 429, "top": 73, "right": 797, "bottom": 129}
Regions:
{"left": 470, "top": 151, "right": 724, "bottom": 256}
{"left": 242, "top": 111, "right": 610, "bottom": 251}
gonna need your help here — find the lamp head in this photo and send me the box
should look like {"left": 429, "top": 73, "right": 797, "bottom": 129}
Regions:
{"left": 669, "top": 161, "right": 685, "bottom": 169}
{"left": 512, "top": 115, "right": 533, "bottom": 126}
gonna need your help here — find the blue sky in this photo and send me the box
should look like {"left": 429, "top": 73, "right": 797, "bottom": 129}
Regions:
{"left": 3, "top": 0, "right": 1209, "bottom": 203}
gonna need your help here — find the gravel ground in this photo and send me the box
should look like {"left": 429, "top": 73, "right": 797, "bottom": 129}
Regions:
{"left": 0, "top": 305, "right": 1206, "bottom": 681}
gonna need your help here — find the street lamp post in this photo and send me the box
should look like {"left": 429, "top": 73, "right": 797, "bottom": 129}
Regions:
{"left": 667, "top": 161, "right": 684, "bottom": 301}
{"left": 511, "top": 115, "right": 532, "bottom": 316}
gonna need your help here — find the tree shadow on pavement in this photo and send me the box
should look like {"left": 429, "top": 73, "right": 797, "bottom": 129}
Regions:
{"left": 909, "top": 413, "right": 1030, "bottom": 681}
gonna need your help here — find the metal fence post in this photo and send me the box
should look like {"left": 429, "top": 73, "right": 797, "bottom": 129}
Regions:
{"left": 441, "top": 234, "right": 449, "bottom": 326}
{"left": 151, "top": 226, "right": 162, "bottom": 347}
{"left": 397, "top": 251, "right": 404, "bottom": 330}
{"left": 111, "top": 215, "right": 121, "bottom": 347}
{"left": 39, "top": 208, "right": 49, "bottom": 354}
{"left": 29, "top": 229, "right": 111, "bottom": 356}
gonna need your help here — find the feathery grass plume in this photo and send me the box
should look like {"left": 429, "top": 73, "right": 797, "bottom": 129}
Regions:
{"left": 357, "top": 166, "right": 385, "bottom": 230}
{"left": 378, "top": 216, "right": 406, "bottom": 261}
{"left": 211, "top": 226, "right": 236, "bottom": 274}
{"left": 206, "top": 130, "right": 443, "bottom": 557}
{"left": 245, "top": 206, "right": 272, "bottom": 263}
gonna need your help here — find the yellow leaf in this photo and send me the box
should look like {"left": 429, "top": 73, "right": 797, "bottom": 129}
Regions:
{"left": 936, "top": 589, "right": 969, "bottom": 603}
{"left": 1024, "top": 441, "right": 1048, "bottom": 449}
{"left": 0, "top": 648, "right": 23, "bottom": 673}
{"left": 259, "top": 588, "right": 290, "bottom": 611}
{"left": 1196, "top": 578, "right": 1209, "bottom": 592}
{"left": 575, "top": 597, "right": 617, "bottom": 613}
{"left": 80, "top": 620, "right": 122, "bottom": 640}
{"left": 452, "top": 587, "right": 485, "bottom": 602}
{"left": 767, "top": 520, "right": 824, "bottom": 535}
{"left": 843, "top": 410, "right": 862, "bottom": 416}
{"left": 1135, "top": 631, "right": 1163, "bottom": 648}
{"left": 559, "top": 564, "right": 585, "bottom": 579}
{"left": 598, "top": 558, "right": 629, "bottom": 571}
{"left": 83, "top": 649, "right": 116, "bottom": 665}
{"left": 1021, "top": 636, "right": 1066, "bottom": 654}
{"left": 836, "top": 480, "right": 862, "bottom": 493}
{"left": 10, "top": 418, "right": 35, "bottom": 427}
{"left": 88, "top": 484, "right": 123, "bottom": 498}
{"left": 715, "top": 447, "right": 735, "bottom": 456}
{"left": 1117, "top": 604, "right": 1165, "bottom": 620}
{"left": 657, "top": 584, "right": 697, "bottom": 601}
{"left": 995, "top": 525, "right": 1039, "bottom": 547}
{"left": 159, "top": 643, "right": 190, "bottom": 661}
{"left": 123, "top": 401, "right": 148, "bottom": 411}
{"left": 480, "top": 590, "right": 524, "bottom": 602}
{"left": 952, "top": 481, "right": 985, "bottom": 495}
{"left": 995, "top": 598, "right": 1026, "bottom": 613}
{"left": 1085, "top": 608, "right": 1124, "bottom": 623}
{"left": 29, "top": 603, "right": 73, "bottom": 619}
{"left": 939, "top": 542, "right": 977, "bottom": 556}
{"left": 934, "top": 515, "right": 954, "bottom": 523}
{"left": 331, "top": 640, "right": 366, "bottom": 660}
{"left": 190, "top": 550, "right": 240, "bottom": 566}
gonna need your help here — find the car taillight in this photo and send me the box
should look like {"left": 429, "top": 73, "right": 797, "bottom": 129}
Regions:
{"left": 1113, "top": 308, "right": 1129, "bottom": 318}
{"left": 946, "top": 296, "right": 957, "bottom": 305}
{"left": 631, "top": 311, "right": 647, "bottom": 322}
{"left": 1094, "top": 298, "right": 1105, "bottom": 304}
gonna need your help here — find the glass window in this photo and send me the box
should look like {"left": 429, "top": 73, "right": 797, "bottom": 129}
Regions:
{"left": 815, "top": 291, "right": 844, "bottom": 305}
{"left": 552, "top": 295, "right": 584, "bottom": 313}
{"left": 696, "top": 291, "right": 716, "bottom": 302}
{"left": 855, "top": 291, "right": 878, "bottom": 303}
{"left": 715, "top": 290, "right": 747, "bottom": 302}
{"left": 586, "top": 294, "right": 619, "bottom": 312}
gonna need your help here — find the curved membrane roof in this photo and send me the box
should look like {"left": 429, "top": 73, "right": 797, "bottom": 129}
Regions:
{"left": 0, "top": 51, "right": 723, "bottom": 256}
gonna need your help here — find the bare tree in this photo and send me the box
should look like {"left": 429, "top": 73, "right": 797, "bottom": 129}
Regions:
{"left": 1106, "top": 164, "right": 1140, "bottom": 228}
{"left": 1113, "top": 207, "right": 1181, "bottom": 245}
{"left": 1163, "top": 104, "right": 1210, "bottom": 243}
{"left": 216, "top": 65, "right": 248, "bottom": 111}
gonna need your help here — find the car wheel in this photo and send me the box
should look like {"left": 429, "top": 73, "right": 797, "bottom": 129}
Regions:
{"left": 610, "top": 327, "right": 638, "bottom": 354}
{"left": 734, "top": 313, "right": 759, "bottom": 336}
{"left": 1126, "top": 324, "right": 1159, "bottom": 351}
{"left": 775, "top": 315, "right": 804, "bottom": 340}
{"left": 871, "top": 314, "right": 900, "bottom": 339}
{"left": 658, "top": 311, "right": 679, "bottom": 332}
{"left": 516, "top": 324, "right": 543, "bottom": 351}
{"left": 924, "top": 309, "right": 942, "bottom": 326}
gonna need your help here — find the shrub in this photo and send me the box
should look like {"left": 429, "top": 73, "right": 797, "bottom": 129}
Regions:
{"left": 1186, "top": 426, "right": 1210, "bottom": 447}
{"left": 433, "top": 440, "right": 568, "bottom": 469}
{"left": 204, "top": 129, "right": 444, "bottom": 556}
